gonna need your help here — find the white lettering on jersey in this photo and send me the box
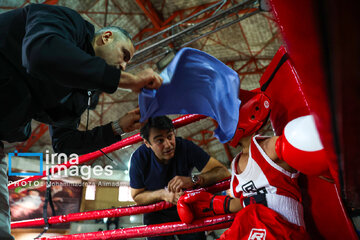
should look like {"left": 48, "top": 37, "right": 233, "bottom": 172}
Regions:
{"left": 248, "top": 228, "right": 266, "bottom": 240}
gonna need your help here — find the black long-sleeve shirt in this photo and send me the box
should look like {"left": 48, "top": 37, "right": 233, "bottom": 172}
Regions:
{"left": 50, "top": 123, "right": 121, "bottom": 155}
{"left": 0, "top": 4, "right": 122, "bottom": 153}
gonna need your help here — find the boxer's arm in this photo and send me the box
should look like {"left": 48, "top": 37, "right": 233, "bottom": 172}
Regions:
{"left": 229, "top": 197, "right": 243, "bottom": 213}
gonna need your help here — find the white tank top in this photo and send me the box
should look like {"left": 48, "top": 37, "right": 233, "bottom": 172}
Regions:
{"left": 230, "top": 135, "right": 305, "bottom": 227}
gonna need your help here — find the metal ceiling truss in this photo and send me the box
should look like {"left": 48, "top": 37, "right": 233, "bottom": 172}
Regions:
{"left": 2, "top": 0, "right": 279, "bottom": 155}
{"left": 133, "top": 0, "right": 229, "bottom": 47}
{"left": 134, "top": 0, "right": 256, "bottom": 46}
{"left": 129, "top": 0, "right": 260, "bottom": 70}
{"left": 134, "top": 0, "right": 163, "bottom": 30}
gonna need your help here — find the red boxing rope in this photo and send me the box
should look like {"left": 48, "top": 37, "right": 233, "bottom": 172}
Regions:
{"left": 11, "top": 179, "right": 230, "bottom": 228}
{"left": 38, "top": 214, "right": 236, "bottom": 240}
{"left": 11, "top": 201, "right": 172, "bottom": 229}
{"left": 8, "top": 114, "right": 207, "bottom": 190}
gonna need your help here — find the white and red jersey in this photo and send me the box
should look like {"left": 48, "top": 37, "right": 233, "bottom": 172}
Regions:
{"left": 230, "top": 135, "right": 305, "bottom": 227}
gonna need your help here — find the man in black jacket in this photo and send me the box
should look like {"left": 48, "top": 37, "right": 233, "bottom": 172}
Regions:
{"left": 0, "top": 4, "right": 163, "bottom": 239}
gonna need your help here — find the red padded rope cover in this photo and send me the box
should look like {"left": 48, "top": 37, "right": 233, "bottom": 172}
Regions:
{"left": 11, "top": 179, "right": 230, "bottom": 228}
{"left": 38, "top": 214, "right": 235, "bottom": 240}
{"left": 8, "top": 114, "right": 206, "bottom": 190}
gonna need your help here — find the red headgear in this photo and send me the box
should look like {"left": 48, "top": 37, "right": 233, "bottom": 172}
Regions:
{"left": 229, "top": 89, "right": 271, "bottom": 147}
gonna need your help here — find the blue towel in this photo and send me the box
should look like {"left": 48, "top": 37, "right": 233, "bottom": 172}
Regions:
{"left": 139, "top": 47, "right": 241, "bottom": 143}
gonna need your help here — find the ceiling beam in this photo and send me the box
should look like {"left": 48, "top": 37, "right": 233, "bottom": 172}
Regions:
{"left": 134, "top": 0, "right": 163, "bottom": 30}
{"left": 43, "top": 0, "right": 59, "bottom": 5}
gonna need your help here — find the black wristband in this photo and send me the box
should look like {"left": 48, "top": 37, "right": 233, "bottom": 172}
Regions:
{"left": 224, "top": 196, "right": 231, "bottom": 213}
{"left": 210, "top": 195, "right": 232, "bottom": 214}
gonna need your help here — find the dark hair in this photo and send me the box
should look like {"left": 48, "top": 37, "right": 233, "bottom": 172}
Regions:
{"left": 95, "top": 26, "right": 133, "bottom": 43}
{"left": 140, "top": 116, "right": 174, "bottom": 142}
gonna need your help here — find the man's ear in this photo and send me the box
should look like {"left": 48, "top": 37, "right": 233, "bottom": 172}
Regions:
{"left": 144, "top": 139, "right": 151, "bottom": 148}
{"left": 101, "top": 31, "right": 114, "bottom": 45}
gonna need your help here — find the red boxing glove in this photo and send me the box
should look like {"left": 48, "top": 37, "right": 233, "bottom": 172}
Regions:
{"left": 177, "top": 191, "right": 231, "bottom": 224}
{"left": 275, "top": 115, "right": 328, "bottom": 175}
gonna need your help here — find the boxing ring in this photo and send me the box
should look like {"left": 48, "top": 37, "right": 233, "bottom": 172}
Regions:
{"left": 9, "top": 114, "right": 235, "bottom": 239}
{"left": 8, "top": 0, "right": 360, "bottom": 238}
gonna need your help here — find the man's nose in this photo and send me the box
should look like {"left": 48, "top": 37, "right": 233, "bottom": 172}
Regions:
{"left": 164, "top": 139, "right": 172, "bottom": 148}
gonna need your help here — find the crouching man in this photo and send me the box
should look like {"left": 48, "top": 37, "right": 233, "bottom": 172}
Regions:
{"left": 130, "top": 116, "right": 230, "bottom": 240}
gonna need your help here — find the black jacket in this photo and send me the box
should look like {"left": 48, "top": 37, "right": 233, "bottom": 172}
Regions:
{"left": 0, "top": 4, "right": 121, "bottom": 154}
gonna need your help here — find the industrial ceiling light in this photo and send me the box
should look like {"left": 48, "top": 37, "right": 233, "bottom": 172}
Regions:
{"left": 156, "top": 49, "right": 176, "bottom": 71}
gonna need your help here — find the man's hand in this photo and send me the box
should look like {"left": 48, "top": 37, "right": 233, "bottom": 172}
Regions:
{"left": 161, "top": 189, "right": 183, "bottom": 205}
{"left": 135, "top": 68, "right": 163, "bottom": 92}
{"left": 117, "top": 108, "right": 141, "bottom": 133}
{"left": 167, "top": 176, "right": 194, "bottom": 193}
{"left": 119, "top": 69, "right": 163, "bottom": 93}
